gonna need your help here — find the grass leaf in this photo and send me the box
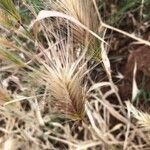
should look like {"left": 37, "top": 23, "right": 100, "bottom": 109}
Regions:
{"left": 0, "top": 47, "right": 24, "bottom": 66}
{"left": 0, "top": 0, "right": 21, "bottom": 21}
{"left": 32, "top": 10, "right": 106, "bottom": 44}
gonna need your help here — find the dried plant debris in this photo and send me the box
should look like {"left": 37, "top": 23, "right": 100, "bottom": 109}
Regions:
{"left": 0, "top": 0, "right": 150, "bottom": 149}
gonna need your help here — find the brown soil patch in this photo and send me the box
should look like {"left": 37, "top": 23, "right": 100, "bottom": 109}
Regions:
{"left": 119, "top": 45, "right": 150, "bottom": 99}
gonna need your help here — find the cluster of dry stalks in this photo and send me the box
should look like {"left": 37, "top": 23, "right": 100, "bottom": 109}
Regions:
{"left": 0, "top": 0, "right": 150, "bottom": 149}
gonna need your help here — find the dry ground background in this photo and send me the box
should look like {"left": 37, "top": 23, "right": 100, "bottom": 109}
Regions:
{"left": 0, "top": 0, "right": 150, "bottom": 150}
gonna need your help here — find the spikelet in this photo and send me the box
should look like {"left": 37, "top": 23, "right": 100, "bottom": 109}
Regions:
{"left": 33, "top": 41, "right": 88, "bottom": 120}
{"left": 49, "top": 0, "right": 101, "bottom": 59}
{"left": 126, "top": 101, "right": 150, "bottom": 130}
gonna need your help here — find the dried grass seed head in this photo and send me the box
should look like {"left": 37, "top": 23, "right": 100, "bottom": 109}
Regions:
{"left": 48, "top": 0, "right": 101, "bottom": 58}
{"left": 34, "top": 41, "right": 89, "bottom": 120}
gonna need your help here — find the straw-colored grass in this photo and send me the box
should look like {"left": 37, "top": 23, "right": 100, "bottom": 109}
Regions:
{"left": 30, "top": 40, "right": 88, "bottom": 120}
{"left": 0, "top": 0, "right": 150, "bottom": 149}
{"left": 47, "top": 0, "right": 102, "bottom": 59}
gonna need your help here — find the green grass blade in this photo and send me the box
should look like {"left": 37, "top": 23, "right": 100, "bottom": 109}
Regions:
{"left": 0, "top": 47, "right": 24, "bottom": 66}
{"left": 0, "top": 0, "right": 21, "bottom": 21}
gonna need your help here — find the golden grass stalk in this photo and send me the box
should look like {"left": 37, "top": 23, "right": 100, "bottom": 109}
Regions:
{"left": 53, "top": 0, "right": 99, "bottom": 31}
{"left": 49, "top": 0, "right": 101, "bottom": 59}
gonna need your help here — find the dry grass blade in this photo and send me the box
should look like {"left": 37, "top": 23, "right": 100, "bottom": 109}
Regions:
{"left": 126, "top": 101, "right": 150, "bottom": 130}
{"left": 101, "top": 22, "right": 150, "bottom": 46}
{"left": 32, "top": 10, "right": 106, "bottom": 44}
{"left": 41, "top": 0, "right": 105, "bottom": 58}
{"left": 53, "top": 0, "right": 98, "bottom": 27}
{"left": 132, "top": 62, "right": 140, "bottom": 101}
{"left": 52, "top": 0, "right": 99, "bottom": 38}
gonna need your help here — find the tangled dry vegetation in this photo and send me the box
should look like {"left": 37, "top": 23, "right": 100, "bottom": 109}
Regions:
{"left": 0, "top": 0, "right": 150, "bottom": 149}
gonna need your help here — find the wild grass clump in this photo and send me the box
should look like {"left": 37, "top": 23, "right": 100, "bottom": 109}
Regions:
{"left": 30, "top": 40, "right": 89, "bottom": 120}
{"left": 0, "top": 0, "right": 150, "bottom": 149}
